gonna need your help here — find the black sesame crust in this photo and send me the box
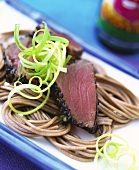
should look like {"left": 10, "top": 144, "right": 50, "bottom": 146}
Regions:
{"left": 36, "top": 24, "right": 82, "bottom": 61}
{"left": 4, "top": 55, "right": 17, "bottom": 83}
{"left": 3, "top": 23, "right": 83, "bottom": 85}
{"left": 27, "top": 31, "right": 35, "bottom": 38}
{"left": 4, "top": 55, "right": 29, "bottom": 84}
{"left": 51, "top": 82, "right": 99, "bottom": 134}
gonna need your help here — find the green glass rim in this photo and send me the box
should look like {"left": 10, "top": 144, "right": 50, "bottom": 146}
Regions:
{"left": 97, "top": 17, "right": 139, "bottom": 42}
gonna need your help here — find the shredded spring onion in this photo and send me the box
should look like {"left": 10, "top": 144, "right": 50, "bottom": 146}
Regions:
{"left": 8, "top": 21, "right": 71, "bottom": 115}
{"left": 95, "top": 133, "right": 139, "bottom": 170}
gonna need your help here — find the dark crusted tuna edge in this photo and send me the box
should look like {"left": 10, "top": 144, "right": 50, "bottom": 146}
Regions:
{"left": 50, "top": 75, "right": 99, "bottom": 134}
{"left": 4, "top": 55, "right": 29, "bottom": 84}
{"left": 36, "top": 24, "right": 82, "bottom": 60}
{"left": 4, "top": 55, "right": 17, "bottom": 83}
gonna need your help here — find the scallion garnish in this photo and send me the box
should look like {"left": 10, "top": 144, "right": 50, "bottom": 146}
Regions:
{"left": 8, "top": 21, "right": 71, "bottom": 115}
{"left": 95, "top": 133, "right": 139, "bottom": 170}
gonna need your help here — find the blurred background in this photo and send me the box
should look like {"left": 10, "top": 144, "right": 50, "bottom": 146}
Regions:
{"left": 21, "top": 0, "right": 101, "bottom": 44}
{"left": 21, "top": 1, "right": 139, "bottom": 66}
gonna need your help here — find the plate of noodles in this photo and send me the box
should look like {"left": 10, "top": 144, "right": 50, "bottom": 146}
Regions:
{"left": 0, "top": 1, "right": 139, "bottom": 170}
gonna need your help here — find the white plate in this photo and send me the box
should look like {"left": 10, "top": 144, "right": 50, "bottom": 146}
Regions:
{"left": 0, "top": 2, "right": 139, "bottom": 170}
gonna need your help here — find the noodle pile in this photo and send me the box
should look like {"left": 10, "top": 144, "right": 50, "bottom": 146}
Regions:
{"left": 0, "top": 31, "right": 139, "bottom": 162}
{"left": 96, "top": 74, "right": 139, "bottom": 128}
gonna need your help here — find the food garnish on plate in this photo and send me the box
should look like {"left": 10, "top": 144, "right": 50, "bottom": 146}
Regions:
{"left": 0, "top": 22, "right": 139, "bottom": 168}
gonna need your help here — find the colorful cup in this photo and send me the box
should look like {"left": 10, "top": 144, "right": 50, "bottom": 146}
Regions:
{"left": 96, "top": 0, "right": 139, "bottom": 52}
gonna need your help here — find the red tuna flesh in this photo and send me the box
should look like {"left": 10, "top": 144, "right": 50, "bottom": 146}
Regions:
{"left": 56, "top": 60, "right": 98, "bottom": 132}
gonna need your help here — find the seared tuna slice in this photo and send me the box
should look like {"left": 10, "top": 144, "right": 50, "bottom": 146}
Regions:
{"left": 4, "top": 26, "right": 82, "bottom": 84}
{"left": 49, "top": 28, "right": 82, "bottom": 61}
{"left": 36, "top": 24, "right": 82, "bottom": 60}
{"left": 51, "top": 60, "right": 98, "bottom": 133}
{"left": 4, "top": 37, "right": 32, "bottom": 83}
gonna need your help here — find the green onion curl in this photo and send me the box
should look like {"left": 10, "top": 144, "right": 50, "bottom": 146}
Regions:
{"left": 8, "top": 83, "right": 50, "bottom": 115}
{"left": 95, "top": 133, "right": 139, "bottom": 170}
{"left": 8, "top": 21, "right": 72, "bottom": 115}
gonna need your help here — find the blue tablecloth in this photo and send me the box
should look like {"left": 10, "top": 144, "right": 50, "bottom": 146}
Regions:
{"left": 20, "top": 0, "right": 139, "bottom": 70}
{"left": 0, "top": 142, "right": 42, "bottom": 170}
{"left": 1, "top": 0, "right": 139, "bottom": 169}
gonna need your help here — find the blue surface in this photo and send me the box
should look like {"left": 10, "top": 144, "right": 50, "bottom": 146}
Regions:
{"left": 5, "top": 0, "right": 139, "bottom": 78}
{"left": 16, "top": 0, "right": 139, "bottom": 78}
{"left": 21, "top": 0, "right": 101, "bottom": 44}
{"left": 0, "top": 141, "right": 42, "bottom": 170}
{"left": 0, "top": 123, "right": 74, "bottom": 170}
